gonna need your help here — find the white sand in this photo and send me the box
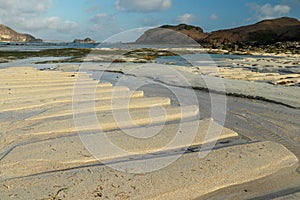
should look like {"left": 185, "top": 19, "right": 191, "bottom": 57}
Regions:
{"left": 58, "top": 63, "right": 300, "bottom": 108}
{"left": 0, "top": 66, "right": 298, "bottom": 199}
{"left": 0, "top": 141, "right": 297, "bottom": 199}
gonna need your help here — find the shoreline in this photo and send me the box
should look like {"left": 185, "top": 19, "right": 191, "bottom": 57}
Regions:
{"left": 0, "top": 45, "right": 300, "bottom": 63}
{"left": 0, "top": 46, "right": 300, "bottom": 199}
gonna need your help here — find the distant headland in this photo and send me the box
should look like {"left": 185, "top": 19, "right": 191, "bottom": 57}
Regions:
{"left": 136, "top": 17, "right": 300, "bottom": 46}
{"left": 73, "top": 37, "right": 96, "bottom": 44}
{"left": 0, "top": 24, "right": 42, "bottom": 43}
{"left": 1, "top": 17, "right": 300, "bottom": 51}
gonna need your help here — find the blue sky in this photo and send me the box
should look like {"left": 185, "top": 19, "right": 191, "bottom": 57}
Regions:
{"left": 0, "top": 0, "right": 299, "bottom": 42}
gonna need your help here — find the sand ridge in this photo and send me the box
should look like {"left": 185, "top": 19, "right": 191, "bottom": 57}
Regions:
{"left": 0, "top": 66, "right": 298, "bottom": 199}
{"left": 0, "top": 141, "right": 298, "bottom": 199}
{"left": 54, "top": 63, "right": 300, "bottom": 108}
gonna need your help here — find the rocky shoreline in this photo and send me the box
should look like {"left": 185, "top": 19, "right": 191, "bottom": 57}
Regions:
{"left": 203, "top": 41, "right": 300, "bottom": 55}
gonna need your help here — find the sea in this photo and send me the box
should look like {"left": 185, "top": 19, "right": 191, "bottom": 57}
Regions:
{"left": 0, "top": 42, "right": 270, "bottom": 70}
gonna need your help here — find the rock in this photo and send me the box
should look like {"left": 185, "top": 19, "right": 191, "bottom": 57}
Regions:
{"left": 204, "top": 17, "right": 300, "bottom": 45}
{"left": 0, "top": 24, "right": 42, "bottom": 42}
{"left": 136, "top": 17, "right": 300, "bottom": 46}
{"left": 73, "top": 37, "right": 96, "bottom": 43}
{"left": 136, "top": 24, "right": 208, "bottom": 44}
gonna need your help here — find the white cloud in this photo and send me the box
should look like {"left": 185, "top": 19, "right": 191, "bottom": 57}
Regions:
{"left": 115, "top": 0, "right": 172, "bottom": 12}
{"left": 210, "top": 13, "right": 218, "bottom": 20}
{"left": 3, "top": 16, "right": 78, "bottom": 34}
{"left": 249, "top": 3, "right": 291, "bottom": 20}
{"left": 0, "top": 0, "right": 52, "bottom": 14}
{"left": 177, "top": 13, "right": 195, "bottom": 24}
{"left": 0, "top": 0, "right": 78, "bottom": 39}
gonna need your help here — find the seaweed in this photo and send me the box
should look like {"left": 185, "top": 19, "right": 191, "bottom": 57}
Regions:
{"left": 0, "top": 48, "right": 92, "bottom": 63}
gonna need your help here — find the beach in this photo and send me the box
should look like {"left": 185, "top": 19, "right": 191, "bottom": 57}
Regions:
{"left": 2, "top": 0, "right": 300, "bottom": 197}
{"left": 0, "top": 45, "right": 299, "bottom": 199}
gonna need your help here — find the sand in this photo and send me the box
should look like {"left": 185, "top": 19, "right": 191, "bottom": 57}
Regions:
{"left": 274, "top": 192, "right": 300, "bottom": 200}
{"left": 54, "top": 62, "right": 300, "bottom": 108}
{"left": 0, "top": 118, "right": 239, "bottom": 179}
{"left": 0, "top": 66, "right": 299, "bottom": 199}
{"left": 0, "top": 141, "right": 297, "bottom": 199}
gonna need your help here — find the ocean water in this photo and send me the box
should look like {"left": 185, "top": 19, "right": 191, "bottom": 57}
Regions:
{"left": 156, "top": 54, "right": 250, "bottom": 66}
{"left": 0, "top": 42, "right": 200, "bottom": 51}
{"left": 0, "top": 42, "right": 98, "bottom": 51}
{"left": 0, "top": 42, "right": 268, "bottom": 69}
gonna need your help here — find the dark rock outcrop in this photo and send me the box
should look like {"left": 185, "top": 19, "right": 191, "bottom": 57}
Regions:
{"left": 136, "top": 17, "right": 300, "bottom": 45}
{"left": 136, "top": 24, "right": 207, "bottom": 44}
{"left": 0, "top": 24, "right": 42, "bottom": 42}
{"left": 73, "top": 37, "right": 96, "bottom": 43}
{"left": 204, "top": 17, "right": 300, "bottom": 45}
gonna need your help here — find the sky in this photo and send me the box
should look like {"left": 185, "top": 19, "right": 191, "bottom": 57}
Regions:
{"left": 0, "top": 0, "right": 299, "bottom": 42}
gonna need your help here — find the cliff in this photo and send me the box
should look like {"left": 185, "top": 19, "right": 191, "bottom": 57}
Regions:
{"left": 0, "top": 24, "right": 42, "bottom": 43}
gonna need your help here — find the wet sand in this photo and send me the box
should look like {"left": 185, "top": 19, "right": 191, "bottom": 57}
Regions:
{"left": 0, "top": 66, "right": 299, "bottom": 199}
{"left": 54, "top": 61, "right": 300, "bottom": 108}
{"left": 190, "top": 55, "right": 300, "bottom": 86}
